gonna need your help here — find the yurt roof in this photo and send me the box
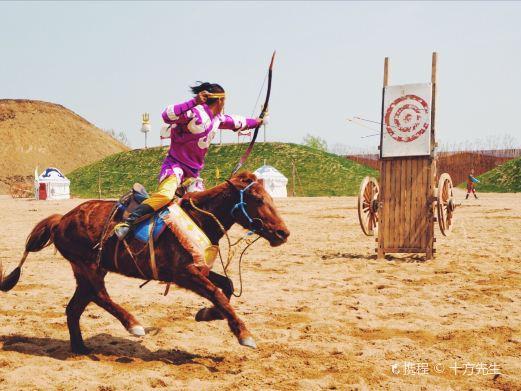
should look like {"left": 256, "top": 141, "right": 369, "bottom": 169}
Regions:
{"left": 38, "top": 167, "right": 70, "bottom": 183}
{"left": 253, "top": 165, "right": 287, "bottom": 179}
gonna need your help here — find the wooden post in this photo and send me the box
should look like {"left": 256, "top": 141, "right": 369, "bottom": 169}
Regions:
{"left": 425, "top": 51, "right": 438, "bottom": 260}
{"left": 383, "top": 57, "right": 389, "bottom": 87}
{"left": 292, "top": 161, "right": 296, "bottom": 197}
{"left": 377, "top": 57, "right": 389, "bottom": 260}
{"left": 431, "top": 52, "right": 437, "bottom": 152}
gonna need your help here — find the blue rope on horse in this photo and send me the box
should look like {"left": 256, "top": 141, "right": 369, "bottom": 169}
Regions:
{"left": 230, "top": 182, "right": 259, "bottom": 233}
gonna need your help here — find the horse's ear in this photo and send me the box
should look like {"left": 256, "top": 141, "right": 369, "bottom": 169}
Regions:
{"left": 235, "top": 171, "right": 257, "bottom": 185}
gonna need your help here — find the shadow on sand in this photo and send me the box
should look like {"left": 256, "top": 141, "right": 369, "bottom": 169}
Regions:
{"left": 0, "top": 333, "right": 224, "bottom": 367}
{"left": 384, "top": 254, "right": 427, "bottom": 263}
{"left": 319, "top": 252, "right": 377, "bottom": 261}
{"left": 319, "top": 251, "right": 428, "bottom": 263}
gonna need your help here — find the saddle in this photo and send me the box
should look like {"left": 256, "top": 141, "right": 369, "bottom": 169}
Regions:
{"left": 118, "top": 180, "right": 193, "bottom": 218}
{"left": 94, "top": 182, "right": 217, "bottom": 294}
{"left": 96, "top": 182, "right": 218, "bottom": 286}
{"left": 117, "top": 182, "right": 218, "bottom": 265}
{"left": 116, "top": 183, "right": 168, "bottom": 243}
{"left": 117, "top": 183, "right": 151, "bottom": 219}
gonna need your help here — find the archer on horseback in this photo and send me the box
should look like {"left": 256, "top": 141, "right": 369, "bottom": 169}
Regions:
{"left": 0, "top": 54, "right": 288, "bottom": 353}
{"left": 114, "top": 82, "right": 269, "bottom": 240}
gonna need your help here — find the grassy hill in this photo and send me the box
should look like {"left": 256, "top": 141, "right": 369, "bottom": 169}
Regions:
{"left": 68, "top": 142, "right": 377, "bottom": 198}
{"left": 472, "top": 157, "right": 521, "bottom": 192}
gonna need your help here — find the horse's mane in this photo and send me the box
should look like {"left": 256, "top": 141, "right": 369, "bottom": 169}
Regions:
{"left": 181, "top": 171, "right": 257, "bottom": 209}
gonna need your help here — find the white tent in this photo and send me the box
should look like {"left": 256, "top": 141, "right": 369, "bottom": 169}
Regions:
{"left": 35, "top": 167, "right": 70, "bottom": 200}
{"left": 253, "top": 165, "right": 288, "bottom": 198}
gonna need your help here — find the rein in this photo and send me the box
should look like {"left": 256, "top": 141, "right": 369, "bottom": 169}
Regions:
{"left": 94, "top": 202, "right": 120, "bottom": 265}
{"left": 187, "top": 180, "right": 264, "bottom": 297}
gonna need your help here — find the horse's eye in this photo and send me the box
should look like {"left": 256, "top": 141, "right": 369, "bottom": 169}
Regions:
{"left": 253, "top": 195, "right": 264, "bottom": 205}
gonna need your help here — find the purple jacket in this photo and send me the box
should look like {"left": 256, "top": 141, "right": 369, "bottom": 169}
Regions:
{"left": 161, "top": 98, "right": 260, "bottom": 173}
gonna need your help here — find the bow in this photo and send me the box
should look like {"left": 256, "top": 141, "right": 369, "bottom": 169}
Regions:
{"left": 230, "top": 51, "right": 276, "bottom": 177}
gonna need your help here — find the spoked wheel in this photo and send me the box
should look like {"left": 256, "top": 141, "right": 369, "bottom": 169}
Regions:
{"left": 358, "top": 176, "right": 380, "bottom": 236}
{"left": 437, "top": 173, "right": 456, "bottom": 236}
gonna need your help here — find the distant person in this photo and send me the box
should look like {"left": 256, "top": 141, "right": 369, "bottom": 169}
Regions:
{"left": 113, "top": 82, "right": 268, "bottom": 240}
{"left": 466, "top": 169, "right": 480, "bottom": 199}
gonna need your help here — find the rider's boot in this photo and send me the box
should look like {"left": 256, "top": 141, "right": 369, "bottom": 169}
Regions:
{"left": 466, "top": 193, "right": 469, "bottom": 200}
{"left": 114, "top": 203, "right": 154, "bottom": 240}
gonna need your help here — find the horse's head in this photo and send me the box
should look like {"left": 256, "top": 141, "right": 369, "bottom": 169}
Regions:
{"left": 227, "top": 172, "right": 290, "bottom": 246}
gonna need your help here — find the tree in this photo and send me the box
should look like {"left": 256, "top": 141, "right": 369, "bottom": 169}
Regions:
{"left": 302, "top": 134, "right": 327, "bottom": 151}
{"left": 103, "top": 128, "right": 131, "bottom": 148}
{"left": 117, "top": 131, "right": 130, "bottom": 147}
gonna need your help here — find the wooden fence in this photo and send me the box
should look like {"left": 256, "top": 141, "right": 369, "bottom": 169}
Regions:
{"left": 347, "top": 149, "right": 521, "bottom": 185}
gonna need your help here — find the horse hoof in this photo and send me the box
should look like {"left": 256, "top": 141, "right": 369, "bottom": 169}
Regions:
{"left": 128, "top": 325, "right": 146, "bottom": 337}
{"left": 239, "top": 336, "right": 257, "bottom": 349}
{"left": 195, "top": 308, "right": 211, "bottom": 322}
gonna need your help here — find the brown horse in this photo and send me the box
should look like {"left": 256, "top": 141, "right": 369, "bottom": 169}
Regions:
{"left": 0, "top": 172, "right": 289, "bottom": 354}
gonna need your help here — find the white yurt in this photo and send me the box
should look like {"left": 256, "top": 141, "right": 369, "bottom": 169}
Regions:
{"left": 253, "top": 165, "right": 288, "bottom": 198}
{"left": 35, "top": 167, "right": 71, "bottom": 200}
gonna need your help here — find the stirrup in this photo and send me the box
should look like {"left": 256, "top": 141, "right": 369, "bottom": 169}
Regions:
{"left": 114, "top": 222, "right": 131, "bottom": 240}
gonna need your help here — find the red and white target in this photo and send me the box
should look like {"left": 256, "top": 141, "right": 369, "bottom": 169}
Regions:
{"left": 381, "top": 84, "right": 432, "bottom": 157}
{"left": 385, "top": 95, "right": 429, "bottom": 142}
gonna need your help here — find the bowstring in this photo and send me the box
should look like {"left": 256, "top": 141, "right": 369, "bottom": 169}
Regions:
{"left": 233, "top": 68, "right": 269, "bottom": 169}
{"left": 250, "top": 70, "right": 269, "bottom": 117}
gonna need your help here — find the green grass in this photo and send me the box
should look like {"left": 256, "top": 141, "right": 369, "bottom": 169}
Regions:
{"left": 470, "top": 157, "right": 521, "bottom": 193}
{"left": 68, "top": 142, "right": 377, "bottom": 198}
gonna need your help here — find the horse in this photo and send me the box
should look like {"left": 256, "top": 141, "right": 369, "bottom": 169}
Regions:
{"left": 0, "top": 171, "right": 290, "bottom": 354}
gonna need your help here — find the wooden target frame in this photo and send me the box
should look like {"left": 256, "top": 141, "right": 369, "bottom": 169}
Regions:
{"left": 357, "top": 52, "right": 455, "bottom": 260}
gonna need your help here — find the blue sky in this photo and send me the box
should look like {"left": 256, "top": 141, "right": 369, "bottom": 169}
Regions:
{"left": 2, "top": 1, "right": 520, "bottom": 152}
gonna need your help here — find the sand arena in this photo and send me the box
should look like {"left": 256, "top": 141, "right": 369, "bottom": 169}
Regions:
{"left": 0, "top": 191, "right": 519, "bottom": 390}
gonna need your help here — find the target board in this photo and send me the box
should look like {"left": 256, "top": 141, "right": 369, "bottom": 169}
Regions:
{"left": 381, "top": 83, "right": 432, "bottom": 158}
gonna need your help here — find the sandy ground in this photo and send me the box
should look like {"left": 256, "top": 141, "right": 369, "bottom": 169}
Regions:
{"left": 0, "top": 191, "right": 519, "bottom": 390}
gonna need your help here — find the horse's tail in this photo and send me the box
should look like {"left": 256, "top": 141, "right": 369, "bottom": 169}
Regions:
{"left": 0, "top": 214, "right": 62, "bottom": 292}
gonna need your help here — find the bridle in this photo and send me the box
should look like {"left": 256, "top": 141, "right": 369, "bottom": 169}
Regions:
{"left": 187, "top": 180, "right": 266, "bottom": 297}
{"left": 226, "top": 180, "right": 265, "bottom": 234}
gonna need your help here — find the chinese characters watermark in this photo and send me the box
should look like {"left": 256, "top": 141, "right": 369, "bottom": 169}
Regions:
{"left": 391, "top": 362, "right": 501, "bottom": 376}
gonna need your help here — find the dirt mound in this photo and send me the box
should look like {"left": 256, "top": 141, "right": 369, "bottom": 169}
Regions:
{"left": 0, "top": 99, "right": 128, "bottom": 193}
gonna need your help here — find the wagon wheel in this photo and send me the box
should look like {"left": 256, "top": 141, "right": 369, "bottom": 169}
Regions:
{"left": 358, "top": 176, "right": 380, "bottom": 236}
{"left": 437, "top": 173, "right": 456, "bottom": 236}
